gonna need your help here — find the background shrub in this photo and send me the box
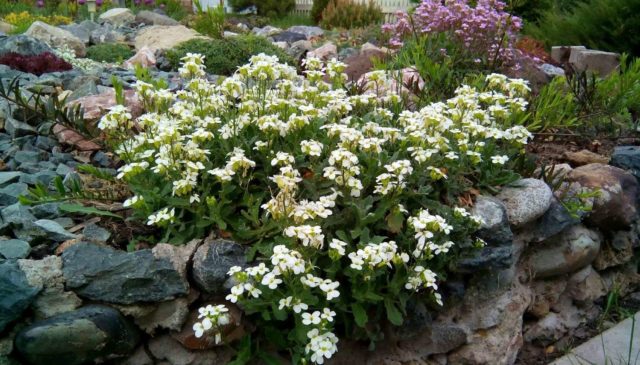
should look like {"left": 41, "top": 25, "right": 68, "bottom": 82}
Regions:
{"left": 86, "top": 44, "right": 134, "bottom": 63}
{"left": 311, "top": 0, "right": 330, "bottom": 23}
{"left": 0, "top": 52, "right": 72, "bottom": 75}
{"left": 228, "top": 0, "right": 295, "bottom": 18}
{"left": 320, "top": 0, "right": 383, "bottom": 29}
{"left": 165, "top": 36, "right": 296, "bottom": 75}
{"left": 526, "top": 0, "right": 640, "bottom": 56}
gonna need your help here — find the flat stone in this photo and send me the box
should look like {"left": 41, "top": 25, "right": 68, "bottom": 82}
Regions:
{"left": 191, "top": 238, "right": 246, "bottom": 294}
{"left": 529, "top": 225, "right": 601, "bottom": 279}
{"left": 0, "top": 261, "right": 40, "bottom": 332}
{"left": 82, "top": 223, "right": 111, "bottom": 243}
{"left": 62, "top": 242, "right": 190, "bottom": 304}
{"left": 0, "top": 239, "right": 30, "bottom": 259}
{"left": 134, "top": 25, "right": 204, "bottom": 51}
{"left": 454, "top": 246, "right": 513, "bottom": 273}
{"left": 497, "top": 178, "right": 553, "bottom": 228}
{"left": 1, "top": 203, "right": 36, "bottom": 227}
{"left": 550, "top": 311, "right": 640, "bottom": 365}
{"left": 272, "top": 31, "right": 306, "bottom": 43}
{"left": 60, "top": 20, "right": 99, "bottom": 44}
{"left": 0, "top": 172, "right": 22, "bottom": 186}
{"left": 551, "top": 45, "right": 586, "bottom": 64}
{"left": 569, "top": 49, "right": 620, "bottom": 77}
{"left": 33, "top": 220, "right": 77, "bottom": 242}
{"left": 14, "top": 305, "right": 141, "bottom": 365}
{"left": 135, "top": 10, "right": 179, "bottom": 26}
{"left": 563, "top": 149, "right": 609, "bottom": 166}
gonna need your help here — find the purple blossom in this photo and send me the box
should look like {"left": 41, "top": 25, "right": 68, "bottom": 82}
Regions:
{"left": 77, "top": 0, "right": 86, "bottom": 4}
{"left": 96, "top": 0, "right": 103, "bottom": 6}
{"left": 134, "top": 0, "right": 141, "bottom": 5}
{"left": 36, "top": 0, "right": 45, "bottom": 7}
{"left": 144, "top": 0, "right": 154, "bottom": 5}
{"left": 383, "top": 0, "right": 526, "bottom": 69}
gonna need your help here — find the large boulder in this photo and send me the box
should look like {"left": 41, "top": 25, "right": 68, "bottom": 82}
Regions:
{"left": 271, "top": 31, "right": 306, "bottom": 44}
{"left": 252, "top": 25, "right": 282, "bottom": 37}
{"left": 61, "top": 242, "right": 192, "bottom": 304}
{"left": 529, "top": 225, "right": 601, "bottom": 279}
{"left": 0, "top": 35, "right": 52, "bottom": 57}
{"left": 564, "top": 163, "right": 638, "bottom": 231}
{"left": 344, "top": 49, "right": 388, "bottom": 82}
{"left": 24, "top": 21, "right": 85, "bottom": 57}
{"left": 98, "top": 8, "right": 135, "bottom": 27}
{"left": 192, "top": 238, "right": 246, "bottom": 295}
{"left": 307, "top": 42, "right": 337, "bottom": 61}
{"left": 14, "top": 305, "right": 141, "bottom": 365}
{"left": 497, "top": 178, "right": 553, "bottom": 228}
{"left": 0, "top": 261, "right": 40, "bottom": 333}
{"left": 69, "top": 88, "right": 143, "bottom": 122}
{"left": 569, "top": 49, "right": 620, "bottom": 77}
{"left": 89, "top": 24, "right": 126, "bottom": 45}
{"left": 135, "top": 10, "right": 180, "bottom": 26}
{"left": 134, "top": 25, "right": 203, "bottom": 51}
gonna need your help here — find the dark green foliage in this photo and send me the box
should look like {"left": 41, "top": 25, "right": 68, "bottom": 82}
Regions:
{"left": 228, "top": 0, "right": 295, "bottom": 18}
{"left": 507, "top": 0, "right": 576, "bottom": 23}
{"left": 86, "top": 43, "right": 134, "bottom": 63}
{"left": 526, "top": 0, "right": 640, "bottom": 56}
{"left": 320, "top": 0, "right": 383, "bottom": 29}
{"left": 165, "top": 36, "right": 296, "bottom": 76}
{"left": 311, "top": 0, "right": 330, "bottom": 23}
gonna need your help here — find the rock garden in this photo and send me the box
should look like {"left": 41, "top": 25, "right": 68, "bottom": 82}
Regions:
{"left": 0, "top": 0, "right": 639, "bottom": 364}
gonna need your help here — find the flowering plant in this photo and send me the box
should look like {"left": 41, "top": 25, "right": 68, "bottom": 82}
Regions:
{"left": 383, "top": 0, "right": 525, "bottom": 71}
{"left": 100, "top": 54, "right": 532, "bottom": 363}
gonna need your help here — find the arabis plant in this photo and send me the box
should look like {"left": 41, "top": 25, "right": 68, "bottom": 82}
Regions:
{"left": 100, "top": 53, "right": 531, "bottom": 363}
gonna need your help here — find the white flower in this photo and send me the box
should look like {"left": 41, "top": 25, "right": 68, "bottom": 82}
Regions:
{"left": 491, "top": 155, "right": 509, "bottom": 165}
{"left": 302, "top": 311, "right": 322, "bottom": 325}
{"left": 301, "top": 140, "right": 324, "bottom": 157}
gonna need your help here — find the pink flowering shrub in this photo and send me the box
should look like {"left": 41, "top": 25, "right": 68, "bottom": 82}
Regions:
{"left": 383, "top": 0, "right": 525, "bottom": 70}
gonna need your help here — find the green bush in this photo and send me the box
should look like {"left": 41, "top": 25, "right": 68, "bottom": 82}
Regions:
{"left": 192, "top": 0, "right": 225, "bottom": 38}
{"left": 526, "top": 0, "right": 640, "bottom": 56}
{"left": 320, "top": 0, "right": 383, "bottom": 29}
{"left": 165, "top": 36, "right": 296, "bottom": 76}
{"left": 228, "top": 0, "right": 295, "bottom": 18}
{"left": 86, "top": 44, "right": 134, "bottom": 63}
{"left": 311, "top": 0, "right": 330, "bottom": 23}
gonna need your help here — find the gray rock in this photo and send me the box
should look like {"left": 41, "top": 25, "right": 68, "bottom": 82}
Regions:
{"left": 60, "top": 20, "right": 100, "bottom": 44}
{"left": 99, "top": 8, "right": 135, "bottom": 27}
{"left": 62, "top": 242, "right": 190, "bottom": 304}
{"left": 192, "top": 238, "right": 246, "bottom": 294}
{"left": 67, "top": 79, "right": 98, "bottom": 101}
{"left": 551, "top": 45, "right": 586, "bottom": 64}
{"left": 0, "top": 260, "right": 40, "bottom": 332}
{"left": 287, "top": 26, "right": 324, "bottom": 39}
{"left": 528, "top": 198, "right": 580, "bottom": 243}
{"left": 272, "top": 31, "right": 306, "bottom": 44}
{"left": 55, "top": 163, "right": 73, "bottom": 177}
{"left": 471, "top": 196, "right": 512, "bottom": 246}
{"left": 453, "top": 246, "right": 513, "bottom": 273}
{"left": 0, "top": 239, "right": 30, "bottom": 259}
{"left": 610, "top": 146, "right": 640, "bottom": 181}
{"left": 529, "top": 225, "right": 601, "bottom": 279}
{"left": 34, "top": 136, "right": 57, "bottom": 150}
{"left": 0, "top": 172, "right": 22, "bottom": 186}
{"left": 338, "top": 47, "right": 358, "bottom": 60}
{"left": 24, "top": 21, "right": 85, "bottom": 57}
{"left": 20, "top": 170, "right": 57, "bottom": 186}
{"left": 33, "top": 220, "right": 76, "bottom": 242}
{"left": 14, "top": 150, "right": 42, "bottom": 165}
{"left": 497, "top": 178, "right": 553, "bottom": 228}
{"left": 14, "top": 305, "right": 140, "bottom": 365}
{"left": 90, "top": 25, "right": 126, "bottom": 45}
{"left": 252, "top": 25, "right": 282, "bottom": 37}
{"left": 286, "top": 40, "right": 312, "bottom": 61}
{"left": 135, "top": 10, "right": 179, "bottom": 26}
{"left": 0, "top": 35, "right": 52, "bottom": 57}
{"left": 538, "top": 63, "right": 565, "bottom": 78}
{"left": 116, "top": 297, "right": 190, "bottom": 335}
{"left": 4, "top": 118, "right": 36, "bottom": 138}
{"left": 82, "top": 223, "right": 111, "bottom": 243}
{"left": 0, "top": 183, "right": 28, "bottom": 206}
{"left": 1, "top": 203, "right": 36, "bottom": 227}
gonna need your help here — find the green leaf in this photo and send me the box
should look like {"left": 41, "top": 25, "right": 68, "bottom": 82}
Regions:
{"left": 58, "top": 203, "right": 123, "bottom": 219}
{"left": 352, "top": 303, "right": 368, "bottom": 327}
{"left": 257, "top": 352, "right": 281, "bottom": 365}
{"left": 384, "top": 299, "right": 403, "bottom": 326}
{"left": 386, "top": 210, "right": 404, "bottom": 234}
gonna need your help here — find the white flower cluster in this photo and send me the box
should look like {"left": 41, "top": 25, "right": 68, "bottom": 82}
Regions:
{"left": 192, "top": 304, "right": 231, "bottom": 344}
{"left": 53, "top": 44, "right": 103, "bottom": 72}
{"left": 101, "top": 53, "right": 531, "bottom": 364}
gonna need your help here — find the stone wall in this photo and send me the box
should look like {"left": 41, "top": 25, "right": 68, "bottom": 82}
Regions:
{"left": 1, "top": 154, "right": 639, "bottom": 364}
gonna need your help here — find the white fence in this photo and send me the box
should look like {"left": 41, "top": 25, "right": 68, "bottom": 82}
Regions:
{"left": 293, "top": 0, "right": 413, "bottom": 22}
